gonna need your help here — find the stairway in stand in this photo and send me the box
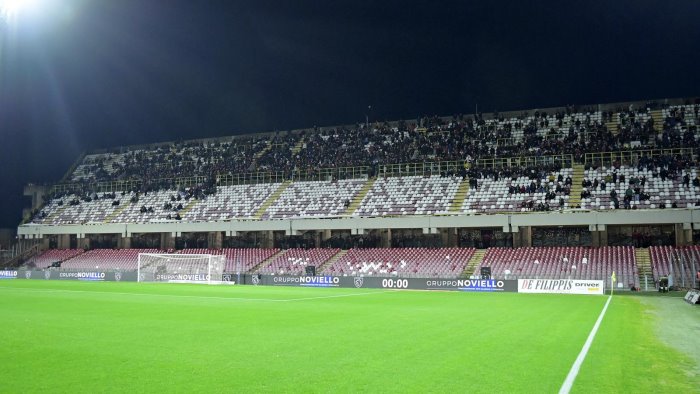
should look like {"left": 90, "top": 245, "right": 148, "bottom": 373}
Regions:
{"left": 251, "top": 249, "right": 286, "bottom": 273}
{"left": 254, "top": 141, "right": 272, "bottom": 159}
{"left": 649, "top": 109, "right": 664, "bottom": 132}
{"left": 318, "top": 249, "right": 348, "bottom": 274}
{"left": 44, "top": 205, "right": 68, "bottom": 224}
{"left": 291, "top": 138, "right": 305, "bottom": 155}
{"left": 635, "top": 248, "right": 654, "bottom": 291}
{"left": 605, "top": 112, "right": 619, "bottom": 134}
{"left": 254, "top": 181, "right": 291, "bottom": 219}
{"left": 448, "top": 179, "right": 469, "bottom": 213}
{"left": 177, "top": 198, "right": 201, "bottom": 218}
{"left": 461, "top": 249, "right": 487, "bottom": 278}
{"left": 344, "top": 178, "right": 376, "bottom": 216}
{"left": 104, "top": 202, "right": 131, "bottom": 223}
{"left": 1, "top": 244, "right": 41, "bottom": 269}
{"left": 568, "top": 164, "right": 585, "bottom": 208}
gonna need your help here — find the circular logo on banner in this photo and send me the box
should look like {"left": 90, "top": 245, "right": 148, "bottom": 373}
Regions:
{"left": 44, "top": 271, "right": 51, "bottom": 280}
{"left": 25, "top": 271, "right": 32, "bottom": 279}
{"left": 354, "top": 277, "right": 364, "bottom": 288}
{"left": 251, "top": 275, "right": 260, "bottom": 285}
{"left": 115, "top": 272, "right": 122, "bottom": 282}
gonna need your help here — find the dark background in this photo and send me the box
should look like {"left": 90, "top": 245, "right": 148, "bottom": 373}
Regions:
{"left": 1, "top": 0, "right": 699, "bottom": 228}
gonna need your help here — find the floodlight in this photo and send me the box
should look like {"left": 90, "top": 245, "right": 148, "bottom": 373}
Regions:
{"left": 1, "top": 0, "right": 36, "bottom": 19}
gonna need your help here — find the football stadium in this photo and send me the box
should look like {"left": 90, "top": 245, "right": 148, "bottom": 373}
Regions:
{"left": 1, "top": 1, "right": 699, "bottom": 393}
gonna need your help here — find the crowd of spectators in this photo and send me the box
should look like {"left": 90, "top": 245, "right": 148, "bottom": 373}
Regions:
{"left": 66, "top": 102, "right": 700, "bottom": 188}
{"left": 662, "top": 105, "right": 698, "bottom": 146}
{"left": 30, "top": 100, "right": 700, "bottom": 222}
{"left": 75, "top": 139, "right": 270, "bottom": 183}
{"left": 465, "top": 165, "right": 570, "bottom": 189}
{"left": 32, "top": 178, "right": 218, "bottom": 223}
{"left": 464, "top": 164, "right": 572, "bottom": 212}
{"left": 582, "top": 154, "right": 700, "bottom": 209}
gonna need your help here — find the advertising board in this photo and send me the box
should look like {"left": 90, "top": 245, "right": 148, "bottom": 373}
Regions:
{"left": 684, "top": 289, "right": 700, "bottom": 305}
{"left": 249, "top": 275, "right": 518, "bottom": 292}
{"left": 16, "top": 270, "right": 138, "bottom": 282}
{"left": 0, "top": 270, "right": 18, "bottom": 279}
{"left": 518, "top": 279, "right": 604, "bottom": 295}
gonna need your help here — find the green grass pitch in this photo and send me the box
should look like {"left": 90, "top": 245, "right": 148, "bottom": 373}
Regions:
{"left": 0, "top": 280, "right": 697, "bottom": 393}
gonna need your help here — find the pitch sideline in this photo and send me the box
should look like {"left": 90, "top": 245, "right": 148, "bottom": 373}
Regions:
{"left": 0, "top": 285, "right": 392, "bottom": 303}
{"left": 559, "top": 295, "right": 613, "bottom": 394}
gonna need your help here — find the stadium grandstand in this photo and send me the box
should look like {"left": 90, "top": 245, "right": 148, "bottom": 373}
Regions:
{"left": 5, "top": 96, "right": 699, "bottom": 291}
{"left": 4, "top": 1, "right": 700, "bottom": 392}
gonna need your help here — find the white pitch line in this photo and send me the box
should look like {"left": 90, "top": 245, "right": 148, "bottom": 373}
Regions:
{"left": 0, "top": 286, "right": 284, "bottom": 302}
{"left": 0, "top": 286, "right": 391, "bottom": 303}
{"left": 559, "top": 295, "right": 612, "bottom": 394}
{"left": 283, "top": 290, "right": 392, "bottom": 302}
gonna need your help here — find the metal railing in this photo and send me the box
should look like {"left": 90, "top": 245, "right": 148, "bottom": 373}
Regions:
{"left": 216, "top": 166, "right": 371, "bottom": 185}
{"left": 217, "top": 172, "right": 288, "bottom": 185}
{"left": 584, "top": 148, "right": 695, "bottom": 166}
{"left": 47, "top": 152, "right": 584, "bottom": 196}
{"left": 497, "top": 137, "right": 517, "bottom": 146}
{"left": 377, "top": 161, "right": 465, "bottom": 177}
{"left": 50, "top": 176, "right": 215, "bottom": 194}
{"left": 664, "top": 250, "right": 698, "bottom": 290}
{"left": 1, "top": 240, "right": 42, "bottom": 269}
{"left": 295, "top": 166, "right": 370, "bottom": 181}
{"left": 475, "top": 154, "right": 574, "bottom": 169}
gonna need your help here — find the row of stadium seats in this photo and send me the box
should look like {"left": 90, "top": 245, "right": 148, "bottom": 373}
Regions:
{"left": 262, "top": 180, "right": 365, "bottom": 219}
{"left": 462, "top": 168, "right": 573, "bottom": 213}
{"left": 581, "top": 166, "right": 699, "bottom": 210}
{"left": 354, "top": 176, "right": 460, "bottom": 216}
{"left": 48, "top": 193, "right": 124, "bottom": 224}
{"left": 60, "top": 249, "right": 161, "bottom": 270}
{"left": 49, "top": 245, "right": 689, "bottom": 285}
{"left": 24, "top": 247, "right": 477, "bottom": 278}
{"left": 177, "top": 248, "right": 281, "bottom": 272}
{"left": 185, "top": 184, "right": 281, "bottom": 221}
{"left": 27, "top": 246, "right": 699, "bottom": 286}
{"left": 257, "top": 248, "right": 341, "bottom": 275}
{"left": 649, "top": 245, "right": 700, "bottom": 284}
{"left": 34, "top": 160, "right": 700, "bottom": 224}
{"left": 24, "top": 249, "right": 86, "bottom": 268}
{"left": 474, "top": 246, "right": 640, "bottom": 287}
{"left": 323, "top": 247, "right": 475, "bottom": 278}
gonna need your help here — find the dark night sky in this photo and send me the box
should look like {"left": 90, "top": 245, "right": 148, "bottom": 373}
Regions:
{"left": 0, "top": 0, "right": 699, "bottom": 228}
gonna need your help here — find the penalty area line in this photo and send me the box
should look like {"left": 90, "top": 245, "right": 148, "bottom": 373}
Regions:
{"left": 558, "top": 295, "right": 612, "bottom": 394}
